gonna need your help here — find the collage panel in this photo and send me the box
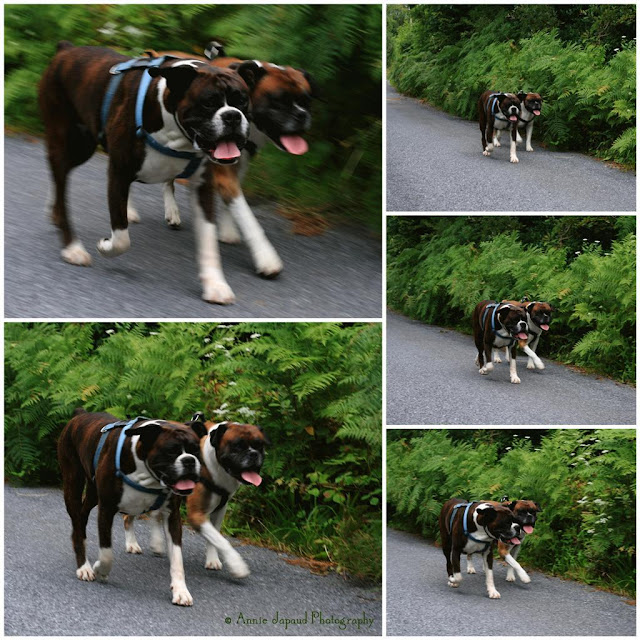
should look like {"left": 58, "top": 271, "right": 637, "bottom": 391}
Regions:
{"left": 386, "top": 428, "right": 636, "bottom": 636}
{"left": 386, "top": 215, "right": 636, "bottom": 425}
{"left": 386, "top": 4, "right": 636, "bottom": 212}
{"left": 4, "top": 321, "right": 382, "bottom": 635}
{"left": 5, "top": 4, "right": 382, "bottom": 319}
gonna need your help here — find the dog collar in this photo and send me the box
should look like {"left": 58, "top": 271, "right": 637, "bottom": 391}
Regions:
{"left": 92, "top": 417, "right": 169, "bottom": 513}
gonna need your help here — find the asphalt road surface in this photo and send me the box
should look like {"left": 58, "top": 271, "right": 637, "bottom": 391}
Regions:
{"left": 4, "top": 487, "right": 381, "bottom": 636}
{"left": 4, "top": 135, "right": 381, "bottom": 318}
{"left": 386, "top": 311, "right": 636, "bottom": 425}
{"left": 386, "top": 84, "right": 636, "bottom": 212}
{"left": 387, "top": 529, "right": 635, "bottom": 636}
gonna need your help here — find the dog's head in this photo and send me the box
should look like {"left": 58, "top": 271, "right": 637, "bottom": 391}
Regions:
{"left": 496, "top": 93, "right": 521, "bottom": 123}
{"left": 525, "top": 301, "right": 553, "bottom": 332}
{"left": 229, "top": 60, "right": 316, "bottom": 155}
{"left": 517, "top": 92, "right": 543, "bottom": 117}
{"left": 205, "top": 420, "right": 269, "bottom": 486}
{"left": 497, "top": 303, "right": 529, "bottom": 340}
{"left": 476, "top": 503, "right": 523, "bottom": 545}
{"left": 149, "top": 61, "right": 252, "bottom": 165}
{"left": 503, "top": 498, "right": 542, "bottom": 536}
{"left": 128, "top": 420, "right": 202, "bottom": 496}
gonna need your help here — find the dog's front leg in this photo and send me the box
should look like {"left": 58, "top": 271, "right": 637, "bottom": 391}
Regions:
{"left": 123, "top": 514, "right": 142, "bottom": 554}
{"left": 508, "top": 345, "right": 521, "bottom": 383}
{"left": 525, "top": 122, "right": 534, "bottom": 152}
{"left": 509, "top": 124, "right": 519, "bottom": 164}
{"left": 526, "top": 333, "right": 543, "bottom": 369}
{"left": 93, "top": 504, "right": 117, "bottom": 582}
{"left": 483, "top": 123, "right": 494, "bottom": 156}
{"left": 504, "top": 544, "right": 530, "bottom": 583}
{"left": 203, "top": 505, "right": 229, "bottom": 570}
{"left": 190, "top": 167, "right": 236, "bottom": 304}
{"left": 97, "top": 166, "right": 132, "bottom": 257}
{"left": 482, "top": 548, "right": 500, "bottom": 598}
{"left": 466, "top": 553, "right": 476, "bottom": 574}
{"left": 163, "top": 504, "right": 193, "bottom": 606}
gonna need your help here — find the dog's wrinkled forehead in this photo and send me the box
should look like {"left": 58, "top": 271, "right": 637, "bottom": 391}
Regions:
{"left": 500, "top": 93, "right": 520, "bottom": 108}
{"left": 515, "top": 500, "right": 541, "bottom": 514}
{"left": 215, "top": 422, "right": 267, "bottom": 447}
{"left": 190, "top": 66, "right": 248, "bottom": 94}
{"left": 254, "top": 65, "right": 311, "bottom": 99}
{"left": 532, "top": 302, "right": 552, "bottom": 314}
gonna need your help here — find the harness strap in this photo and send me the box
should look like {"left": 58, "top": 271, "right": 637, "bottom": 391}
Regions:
{"left": 100, "top": 55, "right": 203, "bottom": 179}
{"left": 92, "top": 416, "right": 169, "bottom": 513}
{"left": 199, "top": 476, "right": 230, "bottom": 514}
{"left": 486, "top": 94, "right": 509, "bottom": 123}
{"left": 449, "top": 502, "right": 492, "bottom": 552}
{"left": 480, "top": 302, "right": 517, "bottom": 346}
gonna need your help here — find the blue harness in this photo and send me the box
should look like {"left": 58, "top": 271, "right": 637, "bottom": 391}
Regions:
{"left": 449, "top": 502, "right": 492, "bottom": 552}
{"left": 481, "top": 302, "right": 517, "bottom": 346}
{"left": 92, "top": 416, "right": 168, "bottom": 513}
{"left": 100, "top": 56, "right": 203, "bottom": 179}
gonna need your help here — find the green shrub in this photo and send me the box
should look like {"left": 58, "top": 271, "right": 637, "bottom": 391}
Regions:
{"left": 387, "top": 429, "right": 636, "bottom": 595}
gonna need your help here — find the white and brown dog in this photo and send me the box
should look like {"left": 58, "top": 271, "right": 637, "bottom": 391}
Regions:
{"left": 124, "top": 412, "right": 268, "bottom": 579}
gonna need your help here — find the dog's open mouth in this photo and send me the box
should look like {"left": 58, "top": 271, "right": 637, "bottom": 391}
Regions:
{"left": 208, "top": 140, "right": 243, "bottom": 165}
{"left": 170, "top": 478, "right": 198, "bottom": 496}
{"left": 509, "top": 115, "right": 518, "bottom": 122}
{"left": 523, "top": 525, "right": 534, "bottom": 534}
{"left": 514, "top": 331, "right": 528, "bottom": 340}
{"left": 533, "top": 109, "right": 541, "bottom": 116}
{"left": 539, "top": 324, "right": 549, "bottom": 331}
{"left": 240, "top": 470, "right": 262, "bottom": 486}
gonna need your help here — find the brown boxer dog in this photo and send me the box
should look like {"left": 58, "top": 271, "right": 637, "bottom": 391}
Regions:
{"left": 135, "top": 43, "right": 317, "bottom": 283}
{"left": 478, "top": 91, "right": 521, "bottom": 163}
{"left": 439, "top": 499, "right": 523, "bottom": 599}
{"left": 466, "top": 498, "right": 542, "bottom": 583}
{"left": 39, "top": 42, "right": 254, "bottom": 304}
{"left": 516, "top": 92, "right": 543, "bottom": 151}
{"left": 57, "top": 409, "right": 201, "bottom": 605}
{"left": 123, "top": 413, "right": 268, "bottom": 579}
{"left": 472, "top": 300, "right": 529, "bottom": 384}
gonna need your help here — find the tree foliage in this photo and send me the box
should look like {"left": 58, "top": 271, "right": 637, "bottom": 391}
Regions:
{"left": 5, "top": 4, "right": 382, "bottom": 226}
{"left": 4, "top": 322, "right": 382, "bottom": 580}
{"left": 387, "top": 216, "right": 636, "bottom": 382}
{"left": 387, "top": 5, "right": 636, "bottom": 166}
{"left": 387, "top": 429, "right": 636, "bottom": 595}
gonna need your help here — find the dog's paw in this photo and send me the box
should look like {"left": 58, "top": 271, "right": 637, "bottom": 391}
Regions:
{"left": 76, "top": 562, "right": 95, "bottom": 581}
{"left": 527, "top": 360, "right": 536, "bottom": 370}
{"left": 447, "top": 579, "right": 460, "bottom": 588}
{"left": 171, "top": 586, "right": 194, "bottom": 607}
{"left": 526, "top": 146, "right": 534, "bottom": 152}
{"left": 482, "top": 150, "right": 491, "bottom": 157}
{"left": 466, "top": 566, "right": 476, "bottom": 574}
{"left": 479, "top": 363, "right": 493, "bottom": 375}
{"left": 127, "top": 205, "right": 140, "bottom": 224}
{"left": 505, "top": 573, "right": 516, "bottom": 582}
{"left": 126, "top": 541, "right": 143, "bottom": 554}
{"left": 165, "top": 206, "right": 181, "bottom": 229}
{"left": 536, "top": 360, "right": 545, "bottom": 370}
{"left": 205, "top": 558, "right": 223, "bottom": 571}
{"left": 255, "top": 250, "right": 283, "bottom": 279}
{"left": 510, "top": 155, "right": 519, "bottom": 164}
{"left": 97, "top": 229, "right": 130, "bottom": 257}
{"left": 227, "top": 556, "right": 250, "bottom": 579}
{"left": 201, "top": 280, "right": 236, "bottom": 305}
{"left": 494, "top": 140, "right": 501, "bottom": 148}
{"left": 92, "top": 562, "right": 109, "bottom": 583}
{"left": 488, "top": 589, "right": 501, "bottom": 599}
{"left": 62, "top": 241, "right": 92, "bottom": 266}
{"left": 520, "top": 573, "right": 531, "bottom": 584}
{"left": 510, "top": 375, "right": 521, "bottom": 384}
{"left": 493, "top": 355, "right": 502, "bottom": 364}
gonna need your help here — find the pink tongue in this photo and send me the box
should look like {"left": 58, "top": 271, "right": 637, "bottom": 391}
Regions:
{"left": 540, "top": 324, "right": 549, "bottom": 331}
{"left": 510, "top": 537, "right": 521, "bottom": 545}
{"left": 509, "top": 115, "right": 518, "bottom": 122}
{"left": 517, "top": 332, "right": 528, "bottom": 340}
{"left": 173, "top": 479, "right": 196, "bottom": 491}
{"left": 241, "top": 471, "right": 262, "bottom": 486}
{"left": 533, "top": 110, "right": 541, "bottom": 116}
{"left": 524, "top": 525, "right": 534, "bottom": 534}
{"left": 280, "top": 135, "right": 308, "bottom": 155}
{"left": 213, "top": 141, "right": 241, "bottom": 160}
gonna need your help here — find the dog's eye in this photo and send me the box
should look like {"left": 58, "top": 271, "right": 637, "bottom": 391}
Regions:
{"left": 228, "top": 90, "right": 248, "bottom": 110}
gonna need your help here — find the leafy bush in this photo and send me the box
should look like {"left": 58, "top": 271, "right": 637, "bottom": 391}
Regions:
{"left": 5, "top": 4, "right": 382, "bottom": 227}
{"left": 387, "top": 5, "right": 636, "bottom": 167}
{"left": 4, "top": 322, "right": 382, "bottom": 580}
{"left": 387, "top": 429, "right": 636, "bottom": 595}
{"left": 387, "top": 217, "right": 636, "bottom": 382}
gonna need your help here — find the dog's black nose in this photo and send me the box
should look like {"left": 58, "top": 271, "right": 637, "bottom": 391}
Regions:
{"left": 222, "top": 110, "right": 242, "bottom": 126}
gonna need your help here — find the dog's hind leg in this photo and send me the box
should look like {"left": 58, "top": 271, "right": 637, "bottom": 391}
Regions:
{"left": 97, "top": 166, "right": 132, "bottom": 258}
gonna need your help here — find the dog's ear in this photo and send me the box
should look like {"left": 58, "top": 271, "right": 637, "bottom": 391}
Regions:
{"left": 503, "top": 501, "right": 518, "bottom": 511}
{"left": 258, "top": 426, "right": 271, "bottom": 446}
{"left": 517, "top": 91, "right": 527, "bottom": 102}
{"left": 234, "top": 60, "right": 267, "bottom": 90}
{"left": 209, "top": 421, "right": 228, "bottom": 449}
{"left": 526, "top": 302, "right": 536, "bottom": 312}
{"left": 148, "top": 65, "right": 199, "bottom": 99}
{"left": 128, "top": 422, "right": 166, "bottom": 457}
{"left": 204, "top": 41, "right": 226, "bottom": 60}
{"left": 186, "top": 413, "right": 208, "bottom": 439}
{"left": 534, "top": 502, "right": 543, "bottom": 512}
{"left": 477, "top": 506, "right": 497, "bottom": 525}
{"left": 296, "top": 68, "right": 321, "bottom": 99}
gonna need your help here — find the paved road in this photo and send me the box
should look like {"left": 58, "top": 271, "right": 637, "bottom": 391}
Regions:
{"left": 386, "top": 311, "right": 636, "bottom": 425}
{"left": 4, "top": 487, "right": 381, "bottom": 636}
{"left": 4, "top": 135, "right": 381, "bottom": 318}
{"left": 386, "top": 84, "right": 636, "bottom": 212}
{"left": 387, "top": 529, "right": 635, "bottom": 636}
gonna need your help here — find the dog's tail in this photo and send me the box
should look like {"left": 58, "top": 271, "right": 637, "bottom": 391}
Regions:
{"left": 72, "top": 407, "right": 87, "bottom": 417}
{"left": 56, "top": 41, "right": 74, "bottom": 53}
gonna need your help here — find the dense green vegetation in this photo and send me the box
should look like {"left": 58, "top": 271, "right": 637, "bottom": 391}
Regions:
{"left": 387, "top": 5, "right": 636, "bottom": 166}
{"left": 5, "top": 4, "right": 382, "bottom": 227}
{"left": 387, "top": 216, "right": 636, "bottom": 382}
{"left": 5, "top": 322, "right": 382, "bottom": 581}
{"left": 387, "top": 429, "right": 636, "bottom": 596}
